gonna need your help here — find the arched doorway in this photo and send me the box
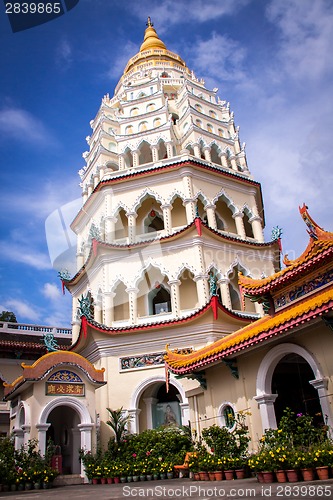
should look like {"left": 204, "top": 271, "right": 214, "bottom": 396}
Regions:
{"left": 255, "top": 343, "right": 332, "bottom": 432}
{"left": 272, "top": 353, "right": 323, "bottom": 426}
{"left": 38, "top": 397, "right": 94, "bottom": 478}
{"left": 130, "top": 376, "right": 189, "bottom": 433}
{"left": 46, "top": 406, "right": 81, "bottom": 474}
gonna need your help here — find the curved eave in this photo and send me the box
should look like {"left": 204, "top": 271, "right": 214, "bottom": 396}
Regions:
{"left": 64, "top": 219, "right": 278, "bottom": 288}
{"left": 69, "top": 296, "right": 256, "bottom": 352}
{"left": 165, "top": 286, "right": 333, "bottom": 374}
{"left": 0, "top": 340, "right": 68, "bottom": 353}
{"left": 3, "top": 351, "right": 105, "bottom": 399}
{"left": 240, "top": 242, "right": 333, "bottom": 296}
{"left": 71, "top": 158, "right": 262, "bottom": 228}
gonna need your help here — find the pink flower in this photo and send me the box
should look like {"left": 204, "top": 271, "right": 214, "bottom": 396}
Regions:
{"left": 146, "top": 451, "right": 151, "bottom": 456}
{"left": 132, "top": 453, "right": 137, "bottom": 458}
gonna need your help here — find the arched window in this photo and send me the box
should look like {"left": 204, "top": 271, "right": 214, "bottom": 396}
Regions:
{"left": 183, "top": 122, "right": 189, "bottom": 133}
{"left": 195, "top": 119, "right": 202, "bottom": 128}
{"left": 148, "top": 284, "right": 171, "bottom": 315}
{"left": 125, "top": 125, "right": 134, "bottom": 134}
{"left": 218, "top": 128, "right": 224, "bottom": 137}
{"left": 209, "top": 110, "right": 217, "bottom": 119}
{"left": 144, "top": 211, "right": 164, "bottom": 233}
{"left": 219, "top": 403, "right": 236, "bottom": 430}
{"left": 139, "top": 121, "right": 148, "bottom": 132}
{"left": 146, "top": 103, "right": 156, "bottom": 112}
{"left": 207, "top": 123, "right": 213, "bottom": 133}
{"left": 195, "top": 104, "right": 202, "bottom": 113}
{"left": 108, "top": 142, "right": 117, "bottom": 152}
{"left": 130, "top": 108, "right": 139, "bottom": 116}
{"left": 153, "top": 118, "right": 161, "bottom": 128}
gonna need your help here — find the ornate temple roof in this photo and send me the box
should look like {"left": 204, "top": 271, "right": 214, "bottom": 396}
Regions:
{"left": 165, "top": 286, "right": 333, "bottom": 374}
{"left": 239, "top": 205, "right": 333, "bottom": 295}
{"left": 3, "top": 351, "right": 105, "bottom": 399}
{"left": 122, "top": 17, "right": 190, "bottom": 76}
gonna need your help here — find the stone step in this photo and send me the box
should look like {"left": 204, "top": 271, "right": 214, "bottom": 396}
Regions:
{"left": 53, "top": 474, "right": 84, "bottom": 486}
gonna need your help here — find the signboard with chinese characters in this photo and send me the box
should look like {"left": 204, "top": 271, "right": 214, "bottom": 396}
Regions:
{"left": 46, "top": 383, "right": 85, "bottom": 396}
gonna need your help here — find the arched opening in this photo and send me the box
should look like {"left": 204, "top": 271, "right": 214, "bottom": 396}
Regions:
{"left": 46, "top": 406, "right": 81, "bottom": 474}
{"left": 196, "top": 196, "right": 207, "bottom": 223}
{"left": 123, "top": 148, "right": 133, "bottom": 168}
{"left": 210, "top": 143, "right": 221, "bottom": 165}
{"left": 148, "top": 283, "right": 171, "bottom": 315}
{"left": 179, "top": 268, "right": 198, "bottom": 311}
{"left": 227, "top": 264, "right": 256, "bottom": 313}
{"left": 157, "top": 140, "right": 167, "bottom": 160}
{"left": 113, "top": 281, "right": 129, "bottom": 321}
{"left": 114, "top": 208, "right": 128, "bottom": 240}
{"left": 139, "top": 382, "right": 182, "bottom": 430}
{"left": 136, "top": 196, "right": 164, "bottom": 235}
{"left": 243, "top": 210, "right": 254, "bottom": 238}
{"left": 215, "top": 196, "right": 236, "bottom": 233}
{"left": 272, "top": 353, "right": 323, "bottom": 426}
{"left": 138, "top": 141, "right": 153, "bottom": 165}
{"left": 0, "top": 379, "right": 9, "bottom": 437}
{"left": 171, "top": 196, "right": 187, "bottom": 228}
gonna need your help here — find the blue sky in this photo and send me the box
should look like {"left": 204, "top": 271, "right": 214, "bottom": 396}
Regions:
{"left": 0, "top": 0, "right": 332, "bottom": 326}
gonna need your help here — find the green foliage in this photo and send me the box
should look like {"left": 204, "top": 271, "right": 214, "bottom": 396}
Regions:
{"left": 0, "top": 311, "right": 17, "bottom": 322}
{"left": 106, "top": 407, "right": 132, "bottom": 443}
{"left": 0, "top": 437, "right": 58, "bottom": 486}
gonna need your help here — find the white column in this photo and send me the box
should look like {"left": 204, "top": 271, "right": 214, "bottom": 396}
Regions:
{"left": 253, "top": 394, "right": 278, "bottom": 431}
{"left": 36, "top": 423, "right": 51, "bottom": 455}
{"left": 82, "top": 189, "right": 88, "bottom": 204}
{"left": 126, "top": 287, "right": 139, "bottom": 324}
{"left": 22, "top": 424, "right": 31, "bottom": 446}
{"left": 151, "top": 145, "right": 159, "bottom": 162}
{"left": 127, "top": 212, "right": 137, "bottom": 243}
{"left": 105, "top": 216, "right": 116, "bottom": 243}
{"left": 309, "top": 378, "right": 333, "bottom": 432}
{"left": 254, "top": 301, "right": 265, "bottom": 316}
{"left": 179, "top": 402, "right": 190, "bottom": 427}
{"left": 94, "top": 298, "right": 102, "bottom": 323}
{"left": 78, "top": 423, "right": 94, "bottom": 482}
{"left": 250, "top": 216, "right": 264, "bottom": 242}
{"left": 98, "top": 165, "right": 105, "bottom": 181}
{"left": 168, "top": 279, "right": 181, "bottom": 317}
{"left": 205, "top": 204, "right": 217, "bottom": 230}
{"left": 87, "top": 182, "right": 93, "bottom": 197}
{"left": 166, "top": 141, "right": 174, "bottom": 158}
{"left": 132, "top": 149, "right": 140, "bottom": 167}
{"left": 104, "top": 291, "right": 114, "bottom": 326}
{"left": 127, "top": 409, "right": 141, "bottom": 435}
{"left": 93, "top": 172, "right": 99, "bottom": 188}
{"left": 193, "top": 143, "right": 201, "bottom": 158}
{"left": 218, "top": 278, "right": 232, "bottom": 309}
{"left": 143, "top": 398, "right": 158, "bottom": 430}
{"left": 229, "top": 154, "right": 238, "bottom": 171}
{"left": 119, "top": 153, "right": 125, "bottom": 170}
{"left": 220, "top": 152, "right": 228, "bottom": 168}
{"left": 161, "top": 204, "right": 172, "bottom": 234}
{"left": 194, "top": 273, "right": 209, "bottom": 307}
{"left": 183, "top": 199, "right": 196, "bottom": 224}
{"left": 203, "top": 146, "right": 211, "bottom": 162}
{"left": 13, "top": 428, "right": 24, "bottom": 450}
{"left": 233, "top": 211, "right": 246, "bottom": 239}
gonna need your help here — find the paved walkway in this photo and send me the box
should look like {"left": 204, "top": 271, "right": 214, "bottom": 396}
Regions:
{"left": 0, "top": 477, "right": 332, "bottom": 500}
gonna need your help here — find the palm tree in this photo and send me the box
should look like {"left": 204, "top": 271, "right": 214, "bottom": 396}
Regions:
{"left": 106, "top": 407, "right": 132, "bottom": 443}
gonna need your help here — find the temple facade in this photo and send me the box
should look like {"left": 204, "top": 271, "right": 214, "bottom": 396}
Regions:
{"left": 5, "top": 19, "right": 331, "bottom": 480}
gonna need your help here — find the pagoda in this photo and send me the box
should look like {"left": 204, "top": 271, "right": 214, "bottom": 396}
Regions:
{"left": 59, "top": 18, "right": 280, "bottom": 442}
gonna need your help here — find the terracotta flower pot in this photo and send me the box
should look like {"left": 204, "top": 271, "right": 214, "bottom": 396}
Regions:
{"left": 193, "top": 473, "right": 200, "bottom": 481}
{"left": 92, "top": 478, "right": 99, "bottom": 485}
{"left": 100, "top": 478, "right": 107, "bottom": 484}
{"left": 107, "top": 478, "right": 113, "bottom": 484}
{"left": 208, "top": 472, "right": 215, "bottom": 481}
{"left": 235, "top": 469, "right": 245, "bottom": 479}
{"left": 316, "top": 466, "right": 329, "bottom": 480}
{"left": 286, "top": 469, "right": 299, "bottom": 482}
{"left": 113, "top": 477, "right": 120, "bottom": 484}
{"left": 275, "top": 470, "right": 287, "bottom": 483}
{"left": 224, "top": 470, "right": 234, "bottom": 480}
{"left": 262, "top": 471, "right": 274, "bottom": 483}
{"left": 301, "top": 468, "right": 315, "bottom": 481}
{"left": 199, "top": 471, "right": 209, "bottom": 481}
{"left": 214, "top": 471, "right": 223, "bottom": 480}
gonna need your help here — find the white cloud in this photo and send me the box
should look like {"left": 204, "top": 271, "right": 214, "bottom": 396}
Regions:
{"left": 42, "top": 283, "right": 62, "bottom": 301}
{"left": 0, "top": 108, "right": 54, "bottom": 145}
{"left": 266, "top": 0, "right": 333, "bottom": 82}
{"left": 107, "top": 41, "right": 138, "bottom": 80}
{"left": 0, "top": 241, "right": 52, "bottom": 270}
{"left": 3, "top": 299, "right": 41, "bottom": 322}
{"left": 130, "top": 0, "right": 250, "bottom": 29}
{"left": 56, "top": 39, "right": 73, "bottom": 69}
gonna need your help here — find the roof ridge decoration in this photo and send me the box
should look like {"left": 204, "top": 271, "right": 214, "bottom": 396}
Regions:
{"left": 239, "top": 205, "right": 333, "bottom": 294}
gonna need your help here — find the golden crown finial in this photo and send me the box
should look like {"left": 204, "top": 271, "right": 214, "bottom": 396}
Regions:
{"left": 147, "top": 16, "right": 153, "bottom": 27}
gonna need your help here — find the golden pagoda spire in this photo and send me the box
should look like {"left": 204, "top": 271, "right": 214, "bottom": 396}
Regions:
{"left": 140, "top": 17, "right": 167, "bottom": 52}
